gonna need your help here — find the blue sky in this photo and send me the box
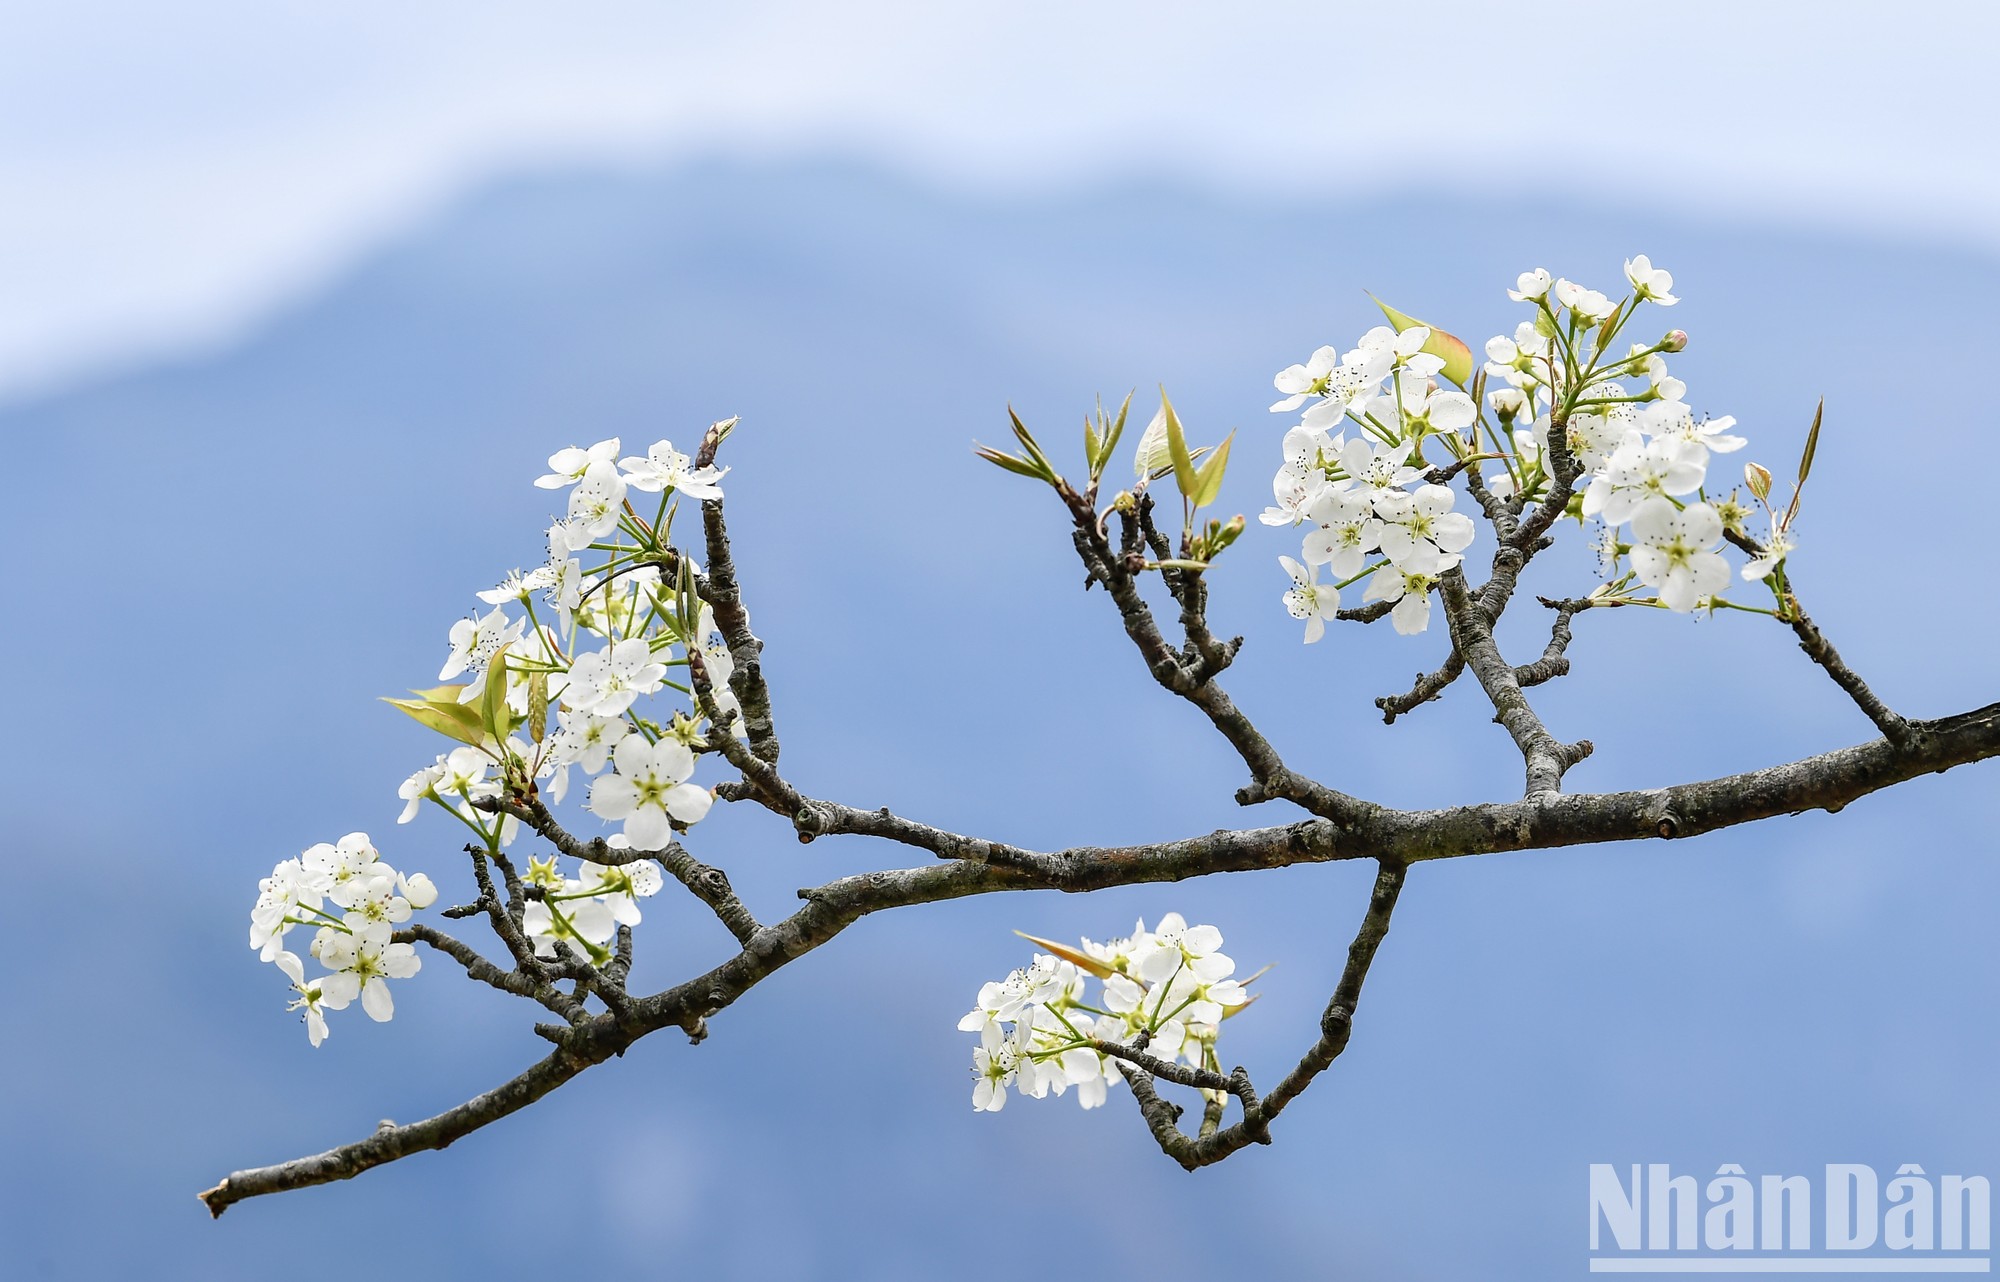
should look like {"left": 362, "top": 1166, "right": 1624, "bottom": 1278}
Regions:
{"left": 4, "top": 8, "right": 1998, "bottom": 1280}
{"left": 4, "top": 1, "right": 2000, "bottom": 398}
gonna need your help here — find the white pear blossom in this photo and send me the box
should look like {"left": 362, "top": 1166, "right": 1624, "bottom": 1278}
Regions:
{"left": 397, "top": 758, "right": 446, "bottom": 823}
{"left": 620, "top": 439, "right": 728, "bottom": 500}
{"left": 562, "top": 460, "right": 628, "bottom": 550}
{"left": 275, "top": 951, "right": 333, "bottom": 1047}
{"left": 1508, "top": 267, "right": 1553, "bottom": 302}
{"left": 1363, "top": 563, "right": 1441, "bottom": 636}
{"left": 1278, "top": 555, "right": 1341, "bottom": 644}
{"left": 439, "top": 606, "right": 526, "bottom": 683}
{"left": 1624, "top": 255, "right": 1678, "bottom": 305}
{"left": 1300, "top": 488, "right": 1379, "bottom": 578}
{"left": 1260, "top": 426, "right": 1335, "bottom": 527}
{"left": 1581, "top": 437, "right": 1707, "bottom": 526}
{"left": 316, "top": 934, "right": 422, "bottom": 1023}
{"left": 1553, "top": 278, "right": 1616, "bottom": 321}
{"left": 588, "top": 736, "right": 713, "bottom": 848}
{"left": 1340, "top": 438, "right": 1424, "bottom": 513}
{"left": 565, "top": 639, "right": 669, "bottom": 718}
{"left": 1630, "top": 501, "right": 1731, "bottom": 612}
{"left": 1643, "top": 403, "right": 1746, "bottom": 463}
{"left": 1741, "top": 529, "right": 1795, "bottom": 582}
{"left": 534, "top": 439, "right": 621, "bottom": 489}
{"left": 1374, "top": 484, "right": 1473, "bottom": 572}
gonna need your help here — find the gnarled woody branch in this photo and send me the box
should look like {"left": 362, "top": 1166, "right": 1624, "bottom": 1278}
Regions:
{"left": 203, "top": 696, "right": 2000, "bottom": 1215}
{"left": 204, "top": 439, "right": 1999, "bottom": 1217}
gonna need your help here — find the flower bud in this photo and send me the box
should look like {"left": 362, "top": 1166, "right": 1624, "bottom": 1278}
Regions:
{"left": 401, "top": 872, "right": 439, "bottom": 910}
{"left": 1488, "top": 387, "right": 1525, "bottom": 423}
{"left": 1661, "top": 329, "right": 1688, "bottom": 353}
{"left": 1744, "top": 462, "right": 1773, "bottom": 502}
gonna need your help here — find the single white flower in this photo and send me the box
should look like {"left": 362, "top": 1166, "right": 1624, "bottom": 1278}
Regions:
{"left": 274, "top": 951, "right": 333, "bottom": 1047}
{"left": 1581, "top": 437, "right": 1707, "bottom": 526}
{"left": 1630, "top": 501, "right": 1731, "bottom": 612}
{"left": 562, "top": 460, "right": 628, "bottom": 549}
{"left": 1362, "top": 563, "right": 1442, "bottom": 636}
{"left": 1553, "top": 278, "right": 1616, "bottom": 321}
{"left": 588, "top": 736, "right": 713, "bottom": 848}
{"left": 439, "top": 606, "right": 526, "bottom": 683}
{"left": 399, "top": 871, "right": 438, "bottom": 910}
{"left": 1270, "top": 345, "right": 1341, "bottom": 412}
{"left": 1624, "top": 255, "right": 1678, "bottom": 305}
{"left": 1374, "top": 484, "right": 1474, "bottom": 573}
{"left": 620, "top": 439, "right": 728, "bottom": 500}
{"left": 1643, "top": 402, "right": 1745, "bottom": 464}
{"left": 565, "top": 639, "right": 669, "bottom": 718}
{"left": 1278, "top": 556, "right": 1341, "bottom": 644}
{"left": 972, "top": 1042, "right": 1017, "bottom": 1112}
{"left": 1300, "top": 487, "right": 1380, "bottom": 578}
{"left": 316, "top": 935, "right": 421, "bottom": 1023}
{"left": 397, "top": 758, "right": 446, "bottom": 823}
{"left": 1129, "top": 913, "right": 1232, "bottom": 985}
{"left": 534, "top": 439, "right": 621, "bottom": 490}
{"left": 250, "top": 858, "right": 333, "bottom": 962}
{"left": 1339, "top": 438, "right": 1423, "bottom": 513}
{"left": 1508, "top": 267, "right": 1553, "bottom": 302}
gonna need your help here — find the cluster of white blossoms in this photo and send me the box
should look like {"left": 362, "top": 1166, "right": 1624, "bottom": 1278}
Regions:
{"left": 960, "top": 914, "right": 1255, "bottom": 1113}
{"left": 1487, "top": 260, "right": 1756, "bottom": 612}
{"left": 249, "top": 424, "right": 744, "bottom": 1045}
{"left": 397, "top": 430, "right": 736, "bottom": 850}
{"left": 1265, "top": 257, "right": 1788, "bottom": 635}
{"left": 519, "top": 848, "right": 663, "bottom": 966}
{"left": 1263, "top": 325, "right": 1480, "bottom": 637}
{"left": 248, "top": 834, "right": 437, "bottom": 1046}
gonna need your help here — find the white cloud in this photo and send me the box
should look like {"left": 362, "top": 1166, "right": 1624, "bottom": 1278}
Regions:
{"left": 1, "top": 0, "right": 1994, "bottom": 395}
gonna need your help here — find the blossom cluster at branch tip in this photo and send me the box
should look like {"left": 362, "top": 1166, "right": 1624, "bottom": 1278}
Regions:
{"left": 248, "top": 420, "right": 748, "bottom": 1046}
{"left": 1265, "top": 258, "right": 1798, "bottom": 635}
{"left": 960, "top": 915, "right": 1257, "bottom": 1112}
{"left": 521, "top": 847, "right": 663, "bottom": 966}
{"left": 1263, "top": 325, "right": 1477, "bottom": 636}
{"left": 249, "top": 833, "right": 432, "bottom": 1046}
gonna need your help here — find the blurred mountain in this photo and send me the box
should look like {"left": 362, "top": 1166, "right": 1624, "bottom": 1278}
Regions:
{"left": 5, "top": 158, "right": 1996, "bottom": 1280}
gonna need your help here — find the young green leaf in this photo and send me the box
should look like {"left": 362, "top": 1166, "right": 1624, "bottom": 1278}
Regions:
{"left": 1369, "top": 293, "right": 1475, "bottom": 386}
{"left": 1188, "top": 429, "right": 1235, "bottom": 508}
{"left": 1098, "top": 391, "right": 1133, "bottom": 472}
{"left": 480, "top": 648, "right": 511, "bottom": 745}
{"left": 974, "top": 445, "right": 1051, "bottom": 481}
{"left": 1160, "top": 389, "right": 1198, "bottom": 499}
{"left": 1784, "top": 398, "right": 1823, "bottom": 529}
{"left": 382, "top": 694, "right": 487, "bottom": 747}
{"left": 1012, "top": 931, "right": 1116, "bottom": 980}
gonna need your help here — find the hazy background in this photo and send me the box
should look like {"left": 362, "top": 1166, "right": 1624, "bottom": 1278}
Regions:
{"left": 3, "top": 4, "right": 1996, "bottom": 1279}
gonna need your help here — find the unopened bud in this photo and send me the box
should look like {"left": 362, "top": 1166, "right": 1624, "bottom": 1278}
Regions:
{"left": 1208, "top": 513, "right": 1246, "bottom": 555}
{"left": 1488, "top": 387, "right": 1525, "bottom": 422}
{"left": 1744, "top": 462, "right": 1772, "bottom": 502}
{"left": 1660, "top": 329, "right": 1688, "bottom": 353}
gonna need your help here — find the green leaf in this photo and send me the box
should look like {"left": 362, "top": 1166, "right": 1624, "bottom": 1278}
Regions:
{"left": 1784, "top": 398, "right": 1823, "bottom": 530}
{"left": 1008, "top": 407, "right": 1060, "bottom": 480}
{"left": 382, "top": 693, "right": 487, "bottom": 747}
{"left": 1796, "top": 398, "right": 1823, "bottom": 487}
{"left": 1369, "top": 293, "right": 1475, "bottom": 386}
{"left": 1188, "top": 430, "right": 1235, "bottom": 508}
{"left": 1083, "top": 415, "right": 1101, "bottom": 471}
{"left": 974, "top": 445, "right": 1050, "bottom": 480}
{"left": 1160, "top": 388, "right": 1197, "bottom": 500}
{"left": 480, "top": 647, "right": 511, "bottom": 745}
{"left": 1098, "top": 391, "right": 1132, "bottom": 472}
{"left": 1013, "top": 931, "right": 1115, "bottom": 980}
